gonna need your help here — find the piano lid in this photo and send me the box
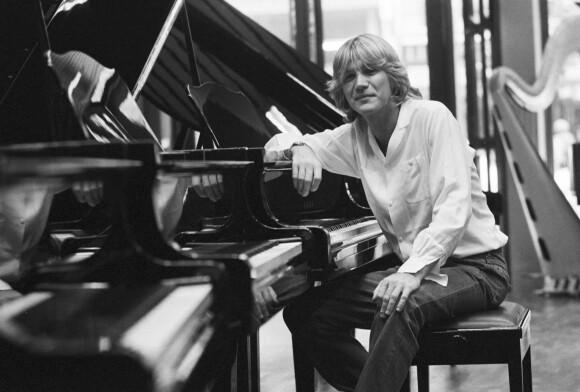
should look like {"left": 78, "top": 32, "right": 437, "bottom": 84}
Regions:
{"left": 1, "top": 0, "right": 344, "bottom": 148}
{"left": 142, "top": 0, "right": 344, "bottom": 146}
{"left": 0, "top": 0, "right": 184, "bottom": 145}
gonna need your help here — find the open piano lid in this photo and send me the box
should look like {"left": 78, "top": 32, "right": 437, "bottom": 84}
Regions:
{"left": 143, "top": 0, "right": 344, "bottom": 140}
{"left": 0, "top": 0, "right": 183, "bottom": 144}
{"left": 0, "top": 0, "right": 344, "bottom": 147}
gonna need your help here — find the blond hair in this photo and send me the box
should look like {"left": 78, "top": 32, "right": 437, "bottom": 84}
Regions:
{"left": 327, "top": 34, "right": 422, "bottom": 122}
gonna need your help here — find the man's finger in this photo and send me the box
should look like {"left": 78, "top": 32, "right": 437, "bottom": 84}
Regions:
{"left": 253, "top": 299, "right": 264, "bottom": 320}
{"left": 201, "top": 175, "right": 216, "bottom": 201}
{"left": 214, "top": 173, "right": 224, "bottom": 194}
{"left": 396, "top": 289, "right": 411, "bottom": 312}
{"left": 262, "top": 286, "right": 279, "bottom": 306}
{"left": 72, "top": 183, "right": 86, "bottom": 203}
{"left": 190, "top": 176, "right": 208, "bottom": 198}
{"left": 296, "top": 166, "right": 308, "bottom": 197}
{"left": 385, "top": 290, "right": 400, "bottom": 316}
{"left": 202, "top": 174, "right": 223, "bottom": 202}
{"left": 83, "top": 182, "right": 100, "bottom": 207}
{"left": 372, "top": 281, "right": 386, "bottom": 301}
{"left": 379, "top": 285, "right": 395, "bottom": 317}
{"left": 303, "top": 167, "right": 315, "bottom": 196}
{"left": 311, "top": 166, "right": 322, "bottom": 192}
{"left": 380, "top": 286, "right": 400, "bottom": 318}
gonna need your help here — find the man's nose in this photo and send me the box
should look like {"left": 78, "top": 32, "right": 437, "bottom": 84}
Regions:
{"left": 354, "top": 73, "right": 368, "bottom": 89}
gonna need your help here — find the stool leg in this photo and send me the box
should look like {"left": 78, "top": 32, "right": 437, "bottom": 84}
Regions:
{"left": 417, "top": 366, "right": 429, "bottom": 392}
{"left": 508, "top": 358, "right": 524, "bottom": 392}
{"left": 292, "top": 337, "right": 315, "bottom": 392}
{"left": 523, "top": 347, "right": 533, "bottom": 392}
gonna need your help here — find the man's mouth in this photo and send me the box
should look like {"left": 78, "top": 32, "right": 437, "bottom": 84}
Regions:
{"left": 355, "top": 94, "right": 373, "bottom": 100}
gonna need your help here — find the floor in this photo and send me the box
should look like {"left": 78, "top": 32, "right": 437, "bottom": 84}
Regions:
{"left": 256, "top": 249, "right": 580, "bottom": 392}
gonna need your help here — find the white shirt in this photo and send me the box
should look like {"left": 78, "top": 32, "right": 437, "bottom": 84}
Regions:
{"left": 0, "top": 182, "right": 57, "bottom": 288}
{"left": 265, "top": 99, "right": 508, "bottom": 285}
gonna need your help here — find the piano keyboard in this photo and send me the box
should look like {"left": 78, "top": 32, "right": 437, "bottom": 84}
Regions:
{"left": 296, "top": 217, "right": 392, "bottom": 279}
{"left": 327, "top": 218, "right": 383, "bottom": 252}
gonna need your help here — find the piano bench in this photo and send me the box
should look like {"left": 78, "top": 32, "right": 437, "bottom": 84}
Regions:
{"left": 406, "top": 300, "right": 532, "bottom": 392}
{"left": 292, "top": 301, "right": 532, "bottom": 392}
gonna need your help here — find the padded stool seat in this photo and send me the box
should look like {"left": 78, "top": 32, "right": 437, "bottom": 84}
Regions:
{"left": 410, "top": 301, "right": 532, "bottom": 392}
{"left": 292, "top": 301, "right": 532, "bottom": 392}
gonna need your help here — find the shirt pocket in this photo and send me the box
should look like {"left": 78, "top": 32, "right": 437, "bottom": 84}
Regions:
{"left": 403, "top": 154, "right": 429, "bottom": 203}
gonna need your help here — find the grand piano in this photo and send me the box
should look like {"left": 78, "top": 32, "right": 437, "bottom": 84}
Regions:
{"left": 0, "top": 145, "right": 245, "bottom": 392}
{"left": 0, "top": 0, "right": 396, "bottom": 391}
{"left": 0, "top": 0, "right": 338, "bottom": 145}
{"left": 2, "top": 0, "right": 395, "bottom": 291}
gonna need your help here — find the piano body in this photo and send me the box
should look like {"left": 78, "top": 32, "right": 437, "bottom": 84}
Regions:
{"left": 165, "top": 147, "right": 393, "bottom": 286}
{"left": 0, "top": 283, "right": 218, "bottom": 392}
{"left": 0, "top": 0, "right": 397, "bottom": 390}
{"left": 2, "top": 0, "right": 395, "bottom": 283}
{"left": 0, "top": 142, "right": 246, "bottom": 392}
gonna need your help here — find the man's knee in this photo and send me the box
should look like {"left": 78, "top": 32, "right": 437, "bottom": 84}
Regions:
{"left": 390, "top": 294, "right": 428, "bottom": 328}
{"left": 283, "top": 302, "right": 303, "bottom": 332}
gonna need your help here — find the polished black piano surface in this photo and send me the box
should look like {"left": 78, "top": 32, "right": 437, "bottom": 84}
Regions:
{"left": 0, "top": 141, "right": 245, "bottom": 392}
{"left": 0, "top": 0, "right": 396, "bottom": 390}
{"left": 2, "top": 0, "right": 394, "bottom": 282}
{"left": 0, "top": 0, "right": 340, "bottom": 146}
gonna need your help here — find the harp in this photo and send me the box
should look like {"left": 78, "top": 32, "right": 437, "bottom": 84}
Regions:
{"left": 489, "top": 14, "right": 580, "bottom": 295}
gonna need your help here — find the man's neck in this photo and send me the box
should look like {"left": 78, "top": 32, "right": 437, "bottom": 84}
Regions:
{"left": 366, "top": 104, "right": 400, "bottom": 155}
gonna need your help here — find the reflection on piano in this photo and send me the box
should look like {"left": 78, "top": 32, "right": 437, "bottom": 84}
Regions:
{"left": 165, "top": 148, "right": 393, "bottom": 286}
{"left": 1, "top": 0, "right": 399, "bottom": 390}
{"left": 0, "top": 142, "right": 247, "bottom": 392}
{"left": 0, "top": 285, "right": 218, "bottom": 392}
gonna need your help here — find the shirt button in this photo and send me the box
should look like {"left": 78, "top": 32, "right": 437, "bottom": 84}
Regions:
{"left": 398, "top": 236, "right": 404, "bottom": 241}
{"left": 388, "top": 201, "right": 393, "bottom": 207}
{"left": 408, "top": 161, "right": 413, "bottom": 166}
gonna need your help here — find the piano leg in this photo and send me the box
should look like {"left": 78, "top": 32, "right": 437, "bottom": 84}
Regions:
{"left": 236, "top": 332, "right": 260, "bottom": 392}
{"left": 292, "top": 337, "right": 315, "bottom": 392}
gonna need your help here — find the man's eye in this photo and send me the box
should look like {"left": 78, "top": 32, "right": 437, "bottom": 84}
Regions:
{"left": 343, "top": 73, "right": 355, "bottom": 82}
{"left": 364, "top": 68, "right": 378, "bottom": 75}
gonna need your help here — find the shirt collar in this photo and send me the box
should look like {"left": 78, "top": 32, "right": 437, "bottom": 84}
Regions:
{"left": 354, "top": 99, "right": 412, "bottom": 131}
{"left": 395, "top": 99, "right": 413, "bottom": 131}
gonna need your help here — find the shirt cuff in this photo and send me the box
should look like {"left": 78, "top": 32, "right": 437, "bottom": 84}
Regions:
{"left": 398, "top": 257, "right": 448, "bottom": 286}
{"left": 423, "top": 273, "right": 448, "bottom": 286}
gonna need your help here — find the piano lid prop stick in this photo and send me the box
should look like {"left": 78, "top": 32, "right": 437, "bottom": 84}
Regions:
{"left": 35, "top": 0, "right": 52, "bottom": 66}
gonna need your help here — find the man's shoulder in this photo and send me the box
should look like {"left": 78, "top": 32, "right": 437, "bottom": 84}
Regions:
{"left": 407, "top": 98, "right": 448, "bottom": 113}
{"left": 406, "top": 99, "right": 453, "bottom": 126}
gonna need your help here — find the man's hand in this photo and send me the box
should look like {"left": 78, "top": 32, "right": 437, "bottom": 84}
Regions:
{"left": 254, "top": 286, "right": 279, "bottom": 322}
{"left": 290, "top": 145, "right": 322, "bottom": 197}
{"left": 190, "top": 173, "right": 224, "bottom": 202}
{"left": 372, "top": 272, "right": 421, "bottom": 318}
{"left": 71, "top": 180, "right": 103, "bottom": 207}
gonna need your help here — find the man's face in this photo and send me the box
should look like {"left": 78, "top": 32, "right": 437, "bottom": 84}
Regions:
{"left": 342, "top": 61, "right": 393, "bottom": 118}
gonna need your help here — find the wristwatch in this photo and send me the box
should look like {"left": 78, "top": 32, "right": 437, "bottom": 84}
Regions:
{"left": 282, "top": 141, "right": 306, "bottom": 160}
